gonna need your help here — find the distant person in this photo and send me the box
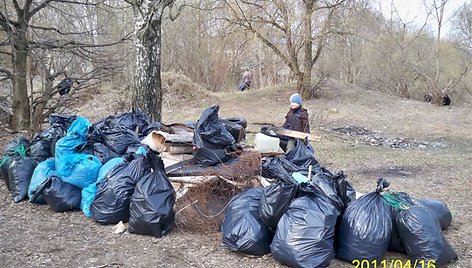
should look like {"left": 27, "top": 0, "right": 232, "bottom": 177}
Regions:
{"left": 239, "top": 68, "right": 252, "bottom": 91}
{"left": 282, "top": 93, "right": 310, "bottom": 133}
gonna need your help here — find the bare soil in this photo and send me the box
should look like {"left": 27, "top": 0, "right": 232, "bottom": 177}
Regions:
{"left": 1, "top": 79, "right": 471, "bottom": 267}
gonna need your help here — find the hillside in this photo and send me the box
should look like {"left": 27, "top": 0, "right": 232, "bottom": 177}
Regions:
{"left": 1, "top": 78, "right": 471, "bottom": 267}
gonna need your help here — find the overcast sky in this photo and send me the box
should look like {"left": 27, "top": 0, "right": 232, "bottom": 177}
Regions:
{"left": 375, "top": 0, "right": 467, "bottom": 36}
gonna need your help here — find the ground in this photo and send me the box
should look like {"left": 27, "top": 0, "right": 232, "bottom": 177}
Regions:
{"left": 1, "top": 79, "right": 471, "bottom": 267}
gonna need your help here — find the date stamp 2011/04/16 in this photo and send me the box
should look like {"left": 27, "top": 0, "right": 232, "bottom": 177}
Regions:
{"left": 352, "top": 259, "right": 436, "bottom": 268}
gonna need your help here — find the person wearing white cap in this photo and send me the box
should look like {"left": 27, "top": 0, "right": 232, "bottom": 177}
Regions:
{"left": 282, "top": 93, "right": 310, "bottom": 133}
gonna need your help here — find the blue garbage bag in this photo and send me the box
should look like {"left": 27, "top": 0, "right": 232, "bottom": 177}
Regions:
{"left": 97, "top": 157, "right": 125, "bottom": 183}
{"left": 28, "top": 159, "right": 56, "bottom": 204}
{"left": 55, "top": 117, "right": 91, "bottom": 158}
{"left": 58, "top": 154, "right": 101, "bottom": 189}
{"left": 81, "top": 157, "right": 124, "bottom": 217}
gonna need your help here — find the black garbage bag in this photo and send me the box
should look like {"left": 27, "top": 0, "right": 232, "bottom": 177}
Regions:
{"left": 222, "top": 187, "right": 273, "bottom": 256}
{"left": 42, "top": 176, "right": 82, "bottom": 212}
{"left": 100, "top": 125, "right": 141, "bottom": 155}
{"left": 129, "top": 161, "right": 175, "bottom": 238}
{"left": 386, "top": 192, "right": 415, "bottom": 253}
{"left": 261, "top": 157, "right": 300, "bottom": 182}
{"left": 258, "top": 180, "right": 298, "bottom": 229}
{"left": 336, "top": 178, "right": 393, "bottom": 262}
{"left": 48, "top": 114, "right": 77, "bottom": 130}
{"left": 193, "top": 105, "right": 235, "bottom": 149}
{"left": 3, "top": 136, "right": 31, "bottom": 156}
{"left": 310, "top": 167, "right": 346, "bottom": 212}
{"left": 270, "top": 184, "right": 340, "bottom": 268}
{"left": 0, "top": 156, "right": 16, "bottom": 190}
{"left": 396, "top": 206, "right": 457, "bottom": 266}
{"left": 334, "top": 171, "right": 356, "bottom": 208}
{"left": 285, "top": 139, "right": 319, "bottom": 169}
{"left": 106, "top": 109, "right": 150, "bottom": 132}
{"left": 28, "top": 134, "right": 53, "bottom": 162}
{"left": 90, "top": 143, "right": 121, "bottom": 164}
{"left": 8, "top": 157, "right": 38, "bottom": 202}
{"left": 221, "top": 119, "right": 246, "bottom": 142}
{"left": 90, "top": 154, "right": 151, "bottom": 224}
{"left": 140, "top": 121, "right": 162, "bottom": 137}
{"left": 414, "top": 199, "right": 452, "bottom": 230}
{"left": 194, "top": 147, "right": 230, "bottom": 167}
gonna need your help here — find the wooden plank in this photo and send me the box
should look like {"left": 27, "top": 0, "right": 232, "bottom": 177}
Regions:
{"left": 168, "top": 175, "right": 219, "bottom": 184}
{"left": 273, "top": 127, "right": 321, "bottom": 141}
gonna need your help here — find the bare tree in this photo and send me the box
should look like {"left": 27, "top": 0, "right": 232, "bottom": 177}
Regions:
{"left": 0, "top": 0, "right": 130, "bottom": 131}
{"left": 220, "top": 0, "right": 349, "bottom": 98}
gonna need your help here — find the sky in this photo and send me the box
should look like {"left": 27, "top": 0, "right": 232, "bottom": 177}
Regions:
{"left": 375, "top": 0, "right": 468, "bottom": 36}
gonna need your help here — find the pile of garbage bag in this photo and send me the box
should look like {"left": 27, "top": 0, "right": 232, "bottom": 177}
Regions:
{"left": 222, "top": 139, "right": 457, "bottom": 267}
{"left": 0, "top": 106, "right": 457, "bottom": 267}
{"left": 0, "top": 109, "right": 176, "bottom": 239}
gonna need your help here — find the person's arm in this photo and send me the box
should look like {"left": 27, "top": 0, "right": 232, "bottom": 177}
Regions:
{"left": 301, "top": 110, "right": 310, "bottom": 133}
{"left": 282, "top": 110, "right": 290, "bottom": 129}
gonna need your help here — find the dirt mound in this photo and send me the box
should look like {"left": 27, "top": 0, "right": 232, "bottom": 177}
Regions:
{"left": 161, "top": 72, "right": 217, "bottom": 108}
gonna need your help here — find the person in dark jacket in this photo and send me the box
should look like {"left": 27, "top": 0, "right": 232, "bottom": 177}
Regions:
{"left": 282, "top": 93, "right": 310, "bottom": 133}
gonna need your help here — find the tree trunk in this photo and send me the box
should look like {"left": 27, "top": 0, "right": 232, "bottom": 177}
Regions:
{"left": 301, "top": 0, "right": 314, "bottom": 99}
{"left": 10, "top": 25, "right": 31, "bottom": 131}
{"left": 31, "top": 72, "right": 54, "bottom": 131}
{"left": 132, "top": 3, "right": 164, "bottom": 122}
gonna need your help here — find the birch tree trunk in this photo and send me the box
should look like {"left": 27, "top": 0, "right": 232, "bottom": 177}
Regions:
{"left": 132, "top": 0, "right": 174, "bottom": 122}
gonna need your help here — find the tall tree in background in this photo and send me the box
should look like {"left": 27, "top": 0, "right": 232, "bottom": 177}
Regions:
{"left": 221, "top": 0, "right": 348, "bottom": 98}
{"left": 130, "top": 0, "right": 175, "bottom": 122}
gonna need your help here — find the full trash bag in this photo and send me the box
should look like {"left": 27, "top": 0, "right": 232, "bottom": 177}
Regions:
{"left": 385, "top": 192, "right": 415, "bottom": 253}
{"left": 285, "top": 139, "right": 319, "bottom": 169}
{"left": 193, "top": 105, "right": 235, "bottom": 149}
{"left": 271, "top": 184, "right": 340, "bottom": 268}
{"left": 8, "top": 157, "right": 38, "bottom": 202}
{"left": 28, "top": 135, "right": 53, "bottom": 162}
{"left": 100, "top": 125, "right": 141, "bottom": 155}
{"left": 129, "top": 161, "right": 176, "bottom": 238}
{"left": 0, "top": 156, "right": 15, "bottom": 190}
{"left": 48, "top": 114, "right": 77, "bottom": 130}
{"left": 414, "top": 199, "right": 452, "bottom": 230}
{"left": 1, "top": 138, "right": 29, "bottom": 188}
{"left": 258, "top": 180, "right": 298, "bottom": 229}
{"left": 261, "top": 156, "right": 300, "bottom": 182}
{"left": 222, "top": 187, "right": 273, "bottom": 256}
{"left": 103, "top": 109, "right": 150, "bottom": 132}
{"left": 2, "top": 136, "right": 31, "bottom": 156}
{"left": 57, "top": 154, "right": 102, "bottom": 189}
{"left": 28, "top": 159, "right": 56, "bottom": 204}
{"left": 42, "top": 176, "right": 82, "bottom": 212}
{"left": 55, "top": 117, "right": 92, "bottom": 158}
{"left": 91, "top": 143, "right": 121, "bottom": 164}
{"left": 336, "top": 178, "right": 393, "bottom": 262}
{"left": 90, "top": 155, "right": 151, "bottom": 224}
{"left": 310, "top": 167, "right": 346, "bottom": 212}
{"left": 80, "top": 157, "right": 124, "bottom": 217}
{"left": 194, "top": 147, "right": 231, "bottom": 167}
{"left": 396, "top": 206, "right": 457, "bottom": 266}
